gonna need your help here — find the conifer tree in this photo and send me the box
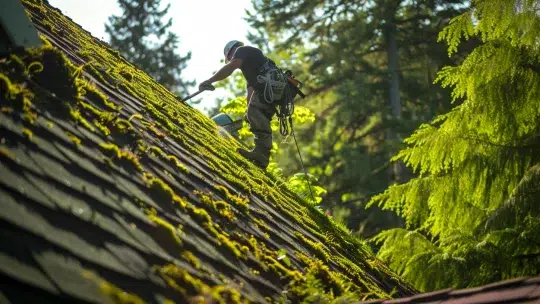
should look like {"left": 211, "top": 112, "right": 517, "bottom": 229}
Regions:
{"left": 246, "top": 0, "right": 469, "bottom": 236}
{"left": 105, "top": 0, "right": 193, "bottom": 96}
{"left": 369, "top": 0, "right": 540, "bottom": 291}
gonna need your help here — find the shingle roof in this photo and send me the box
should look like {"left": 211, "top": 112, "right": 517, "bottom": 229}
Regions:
{"left": 0, "top": 1, "right": 416, "bottom": 303}
{"left": 359, "top": 276, "right": 540, "bottom": 304}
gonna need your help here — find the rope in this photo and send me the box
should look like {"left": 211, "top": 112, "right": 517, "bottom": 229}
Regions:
{"left": 256, "top": 68, "right": 287, "bottom": 104}
{"left": 290, "top": 116, "right": 317, "bottom": 204}
{"left": 269, "top": 69, "right": 316, "bottom": 203}
{"left": 256, "top": 64, "right": 317, "bottom": 203}
{"left": 255, "top": 63, "right": 294, "bottom": 136}
{"left": 276, "top": 73, "right": 294, "bottom": 136}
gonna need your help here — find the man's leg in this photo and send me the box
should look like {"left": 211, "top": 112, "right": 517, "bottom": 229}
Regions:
{"left": 238, "top": 93, "right": 274, "bottom": 169}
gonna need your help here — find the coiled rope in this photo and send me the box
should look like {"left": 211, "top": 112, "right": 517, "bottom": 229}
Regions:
{"left": 256, "top": 68, "right": 287, "bottom": 104}
{"left": 276, "top": 80, "right": 295, "bottom": 136}
{"left": 256, "top": 66, "right": 294, "bottom": 136}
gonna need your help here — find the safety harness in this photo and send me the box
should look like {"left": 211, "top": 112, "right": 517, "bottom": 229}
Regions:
{"left": 256, "top": 61, "right": 287, "bottom": 103}
{"left": 255, "top": 59, "right": 305, "bottom": 136}
{"left": 254, "top": 59, "right": 315, "bottom": 202}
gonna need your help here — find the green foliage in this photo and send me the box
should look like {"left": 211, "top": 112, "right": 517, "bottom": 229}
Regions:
{"left": 105, "top": 0, "right": 193, "bottom": 96}
{"left": 218, "top": 93, "right": 321, "bottom": 204}
{"left": 281, "top": 258, "right": 362, "bottom": 304}
{"left": 287, "top": 173, "right": 327, "bottom": 205}
{"left": 219, "top": 96, "right": 247, "bottom": 122}
{"left": 370, "top": 0, "right": 540, "bottom": 291}
{"left": 247, "top": 0, "right": 471, "bottom": 237}
{"left": 14, "top": 1, "right": 418, "bottom": 301}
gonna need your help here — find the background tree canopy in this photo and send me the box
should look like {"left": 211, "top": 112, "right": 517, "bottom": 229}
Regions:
{"left": 105, "top": 0, "right": 194, "bottom": 97}
{"left": 219, "top": 0, "right": 540, "bottom": 292}
{"left": 369, "top": 0, "right": 540, "bottom": 291}
{"left": 244, "top": 0, "right": 473, "bottom": 237}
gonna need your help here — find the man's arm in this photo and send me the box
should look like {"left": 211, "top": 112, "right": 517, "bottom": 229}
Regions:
{"left": 200, "top": 59, "right": 242, "bottom": 88}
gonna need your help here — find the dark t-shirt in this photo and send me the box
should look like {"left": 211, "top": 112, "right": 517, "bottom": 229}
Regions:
{"left": 231, "top": 46, "right": 268, "bottom": 89}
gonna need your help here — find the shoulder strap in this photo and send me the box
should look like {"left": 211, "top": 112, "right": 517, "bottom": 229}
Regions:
{"left": 257, "top": 58, "right": 279, "bottom": 74}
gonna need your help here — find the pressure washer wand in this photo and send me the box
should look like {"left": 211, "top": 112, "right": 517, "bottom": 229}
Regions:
{"left": 177, "top": 84, "right": 215, "bottom": 102}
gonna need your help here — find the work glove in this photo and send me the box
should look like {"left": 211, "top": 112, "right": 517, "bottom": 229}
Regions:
{"left": 199, "top": 80, "right": 214, "bottom": 91}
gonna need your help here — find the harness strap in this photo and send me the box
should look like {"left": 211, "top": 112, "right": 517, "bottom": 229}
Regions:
{"left": 257, "top": 59, "right": 277, "bottom": 73}
{"left": 258, "top": 61, "right": 271, "bottom": 73}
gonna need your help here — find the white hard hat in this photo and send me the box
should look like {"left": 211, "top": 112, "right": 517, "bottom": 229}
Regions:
{"left": 224, "top": 40, "right": 244, "bottom": 62}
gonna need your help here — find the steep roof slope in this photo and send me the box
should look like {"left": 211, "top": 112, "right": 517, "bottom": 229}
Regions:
{"left": 0, "top": 0, "right": 416, "bottom": 303}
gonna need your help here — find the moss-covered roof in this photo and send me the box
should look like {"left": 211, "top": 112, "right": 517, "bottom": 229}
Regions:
{"left": 0, "top": 0, "right": 416, "bottom": 303}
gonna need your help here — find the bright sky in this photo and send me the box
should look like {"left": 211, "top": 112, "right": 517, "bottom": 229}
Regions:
{"left": 46, "top": 0, "right": 253, "bottom": 114}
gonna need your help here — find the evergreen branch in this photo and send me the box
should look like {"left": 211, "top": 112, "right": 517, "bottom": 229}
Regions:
{"left": 308, "top": 83, "right": 339, "bottom": 96}
{"left": 335, "top": 115, "right": 368, "bottom": 147}
{"left": 313, "top": 120, "right": 386, "bottom": 174}
{"left": 513, "top": 252, "right": 540, "bottom": 260}
{"left": 459, "top": 135, "right": 540, "bottom": 150}
{"left": 323, "top": 160, "right": 391, "bottom": 206}
{"left": 395, "top": 14, "right": 432, "bottom": 25}
{"left": 317, "top": 101, "right": 340, "bottom": 119}
{"left": 523, "top": 62, "right": 540, "bottom": 76}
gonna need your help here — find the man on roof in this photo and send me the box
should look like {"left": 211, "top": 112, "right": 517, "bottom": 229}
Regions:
{"left": 199, "top": 40, "right": 288, "bottom": 170}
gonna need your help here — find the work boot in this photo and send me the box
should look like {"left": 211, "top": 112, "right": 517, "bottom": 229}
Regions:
{"left": 237, "top": 146, "right": 270, "bottom": 169}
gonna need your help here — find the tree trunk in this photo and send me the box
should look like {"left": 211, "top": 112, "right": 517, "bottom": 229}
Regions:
{"left": 387, "top": 22, "right": 401, "bottom": 119}
{"left": 385, "top": 22, "right": 404, "bottom": 183}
